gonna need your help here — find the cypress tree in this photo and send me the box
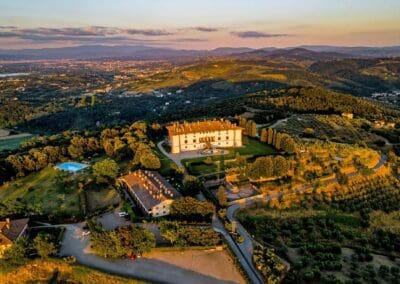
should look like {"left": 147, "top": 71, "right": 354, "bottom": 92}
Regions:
{"left": 260, "top": 128, "right": 268, "bottom": 143}
{"left": 267, "top": 128, "right": 274, "bottom": 145}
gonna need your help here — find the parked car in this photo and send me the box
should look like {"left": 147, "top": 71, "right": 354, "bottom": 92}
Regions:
{"left": 118, "top": 211, "right": 129, "bottom": 217}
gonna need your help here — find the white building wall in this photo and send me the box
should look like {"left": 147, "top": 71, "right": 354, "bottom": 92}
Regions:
{"left": 151, "top": 199, "right": 174, "bottom": 217}
{"left": 170, "top": 129, "right": 242, "bottom": 153}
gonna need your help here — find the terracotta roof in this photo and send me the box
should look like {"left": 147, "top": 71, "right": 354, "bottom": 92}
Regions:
{"left": 119, "top": 170, "right": 181, "bottom": 212}
{"left": 167, "top": 119, "right": 242, "bottom": 135}
{"left": 0, "top": 218, "right": 29, "bottom": 246}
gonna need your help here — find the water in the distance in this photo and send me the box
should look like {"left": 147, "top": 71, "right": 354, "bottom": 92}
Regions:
{"left": 0, "top": 73, "right": 30, "bottom": 78}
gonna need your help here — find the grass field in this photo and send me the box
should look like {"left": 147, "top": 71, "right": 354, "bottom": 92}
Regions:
{"left": 0, "top": 259, "right": 145, "bottom": 284}
{"left": 0, "top": 134, "right": 34, "bottom": 151}
{"left": 0, "top": 166, "right": 81, "bottom": 219}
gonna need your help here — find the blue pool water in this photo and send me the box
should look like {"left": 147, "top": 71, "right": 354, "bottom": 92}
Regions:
{"left": 55, "top": 162, "right": 88, "bottom": 172}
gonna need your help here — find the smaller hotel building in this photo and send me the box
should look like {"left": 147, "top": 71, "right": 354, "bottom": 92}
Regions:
{"left": 0, "top": 218, "right": 29, "bottom": 257}
{"left": 118, "top": 170, "right": 181, "bottom": 217}
{"left": 167, "top": 119, "right": 243, "bottom": 154}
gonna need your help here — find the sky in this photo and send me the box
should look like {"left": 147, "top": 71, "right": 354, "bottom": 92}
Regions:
{"left": 0, "top": 0, "right": 399, "bottom": 49}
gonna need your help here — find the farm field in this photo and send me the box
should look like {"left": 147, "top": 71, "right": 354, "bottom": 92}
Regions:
{"left": 238, "top": 204, "right": 400, "bottom": 283}
{"left": 273, "top": 114, "right": 384, "bottom": 145}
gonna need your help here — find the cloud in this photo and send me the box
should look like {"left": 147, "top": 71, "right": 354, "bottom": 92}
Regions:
{"left": 20, "top": 27, "right": 120, "bottom": 36}
{"left": 192, "top": 27, "right": 219, "bottom": 32}
{"left": 231, "top": 31, "right": 290, "bottom": 38}
{"left": 0, "top": 31, "right": 20, "bottom": 37}
{"left": 0, "top": 27, "right": 167, "bottom": 46}
{"left": 125, "top": 29, "right": 172, "bottom": 36}
{"left": 170, "top": 38, "right": 209, "bottom": 42}
{"left": 0, "top": 26, "right": 120, "bottom": 39}
{"left": 0, "top": 25, "right": 17, "bottom": 29}
{"left": 0, "top": 26, "right": 209, "bottom": 47}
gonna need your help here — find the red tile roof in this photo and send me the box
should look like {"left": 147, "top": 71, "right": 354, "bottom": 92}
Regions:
{"left": 167, "top": 119, "right": 241, "bottom": 136}
{"left": 119, "top": 170, "right": 181, "bottom": 211}
{"left": 0, "top": 218, "right": 29, "bottom": 246}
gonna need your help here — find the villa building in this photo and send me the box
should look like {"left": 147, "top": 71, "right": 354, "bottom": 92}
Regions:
{"left": 0, "top": 218, "right": 29, "bottom": 257}
{"left": 118, "top": 170, "right": 181, "bottom": 217}
{"left": 167, "top": 119, "right": 243, "bottom": 154}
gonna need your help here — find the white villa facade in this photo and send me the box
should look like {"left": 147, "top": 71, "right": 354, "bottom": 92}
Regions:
{"left": 167, "top": 119, "right": 243, "bottom": 154}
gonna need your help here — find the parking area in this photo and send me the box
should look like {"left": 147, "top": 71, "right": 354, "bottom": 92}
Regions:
{"left": 59, "top": 223, "right": 240, "bottom": 284}
{"left": 97, "top": 209, "right": 131, "bottom": 230}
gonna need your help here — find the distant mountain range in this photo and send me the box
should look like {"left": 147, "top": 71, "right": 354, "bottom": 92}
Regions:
{"left": 232, "top": 47, "right": 353, "bottom": 61}
{"left": 0, "top": 44, "right": 399, "bottom": 61}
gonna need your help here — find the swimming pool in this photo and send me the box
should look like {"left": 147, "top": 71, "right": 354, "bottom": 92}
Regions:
{"left": 55, "top": 162, "right": 89, "bottom": 172}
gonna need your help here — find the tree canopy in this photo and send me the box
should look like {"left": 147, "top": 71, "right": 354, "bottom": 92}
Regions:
{"left": 92, "top": 158, "right": 119, "bottom": 184}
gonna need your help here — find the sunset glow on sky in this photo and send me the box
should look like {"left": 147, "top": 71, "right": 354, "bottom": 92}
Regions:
{"left": 0, "top": 0, "right": 399, "bottom": 49}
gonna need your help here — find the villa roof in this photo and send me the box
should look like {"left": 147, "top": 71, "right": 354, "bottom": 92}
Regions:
{"left": 0, "top": 218, "right": 29, "bottom": 247}
{"left": 119, "top": 170, "right": 181, "bottom": 212}
{"left": 167, "top": 119, "right": 242, "bottom": 136}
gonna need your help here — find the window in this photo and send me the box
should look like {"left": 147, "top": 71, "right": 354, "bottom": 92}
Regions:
{"left": 226, "top": 136, "right": 229, "bottom": 140}
{"left": 218, "top": 136, "right": 221, "bottom": 140}
{"left": 184, "top": 140, "right": 188, "bottom": 144}
{"left": 193, "top": 139, "right": 196, "bottom": 143}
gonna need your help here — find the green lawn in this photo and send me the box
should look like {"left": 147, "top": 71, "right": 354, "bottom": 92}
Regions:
{"left": 0, "top": 166, "right": 82, "bottom": 219}
{"left": 183, "top": 138, "right": 275, "bottom": 176}
{"left": 187, "top": 162, "right": 218, "bottom": 176}
{"left": 231, "top": 137, "right": 276, "bottom": 157}
{"left": 0, "top": 134, "right": 34, "bottom": 151}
